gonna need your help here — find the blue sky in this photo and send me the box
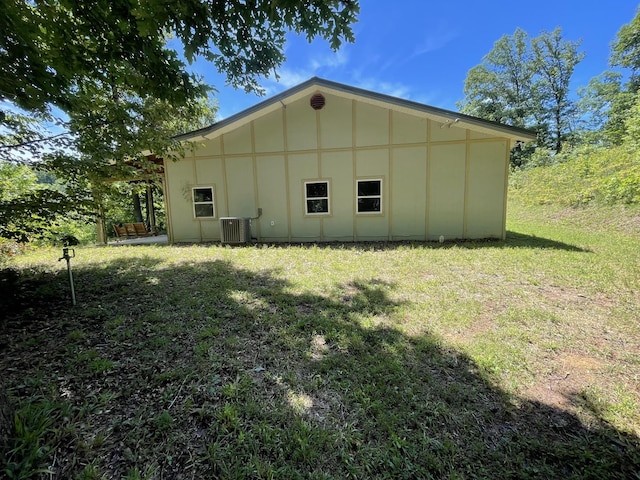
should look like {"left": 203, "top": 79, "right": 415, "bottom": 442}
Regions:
{"left": 189, "top": 0, "right": 640, "bottom": 121}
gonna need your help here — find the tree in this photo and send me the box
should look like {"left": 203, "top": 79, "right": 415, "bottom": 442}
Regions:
{"left": 53, "top": 81, "right": 217, "bottom": 242}
{"left": 0, "top": 87, "right": 216, "bottom": 242}
{"left": 0, "top": 0, "right": 359, "bottom": 241}
{"left": 459, "top": 28, "right": 534, "bottom": 128}
{"left": 576, "top": 71, "right": 625, "bottom": 145}
{"left": 1, "top": 0, "right": 359, "bottom": 114}
{"left": 459, "top": 27, "right": 584, "bottom": 161}
{"left": 598, "top": 7, "right": 640, "bottom": 145}
{"left": 622, "top": 93, "right": 640, "bottom": 148}
{"left": 531, "top": 28, "right": 584, "bottom": 152}
{"left": 611, "top": 6, "right": 640, "bottom": 77}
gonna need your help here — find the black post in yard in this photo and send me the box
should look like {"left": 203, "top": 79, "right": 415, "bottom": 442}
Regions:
{"left": 59, "top": 247, "right": 77, "bottom": 306}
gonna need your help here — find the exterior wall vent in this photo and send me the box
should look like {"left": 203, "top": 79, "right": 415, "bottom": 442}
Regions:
{"left": 310, "top": 93, "right": 325, "bottom": 110}
{"left": 220, "top": 217, "right": 251, "bottom": 244}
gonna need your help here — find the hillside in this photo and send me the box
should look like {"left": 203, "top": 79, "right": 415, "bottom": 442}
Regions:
{"left": 508, "top": 146, "right": 640, "bottom": 238}
{"left": 510, "top": 146, "right": 640, "bottom": 208}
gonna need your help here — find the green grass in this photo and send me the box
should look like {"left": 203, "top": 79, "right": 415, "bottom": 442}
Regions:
{"left": 511, "top": 145, "right": 640, "bottom": 206}
{"left": 1, "top": 201, "right": 639, "bottom": 479}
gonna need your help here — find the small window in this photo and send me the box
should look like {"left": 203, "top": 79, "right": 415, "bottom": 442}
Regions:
{"left": 193, "top": 187, "right": 215, "bottom": 218}
{"left": 305, "top": 181, "right": 330, "bottom": 215}
{"left": 357, "top": 179, "right": 382, "bottom": 213}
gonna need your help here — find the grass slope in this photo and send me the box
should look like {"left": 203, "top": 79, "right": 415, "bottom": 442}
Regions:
{"left": 510, "top": 145, "right": 640, "bottom": 207}
{"left": 1, "top": 202, "right": 639, "bottom": 479}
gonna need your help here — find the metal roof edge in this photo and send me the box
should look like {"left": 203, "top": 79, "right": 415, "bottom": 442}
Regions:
{"left": 173, "top": 77, "right": 321, "bottom": 142}
{"left": 174, "top": 76, "right": 537, "bottom": 142}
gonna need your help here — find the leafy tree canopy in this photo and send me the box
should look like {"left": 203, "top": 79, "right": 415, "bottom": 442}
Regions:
{"left": 1, "top": 0, "right": 359, "bottom": 114}
{"left": 0, "top": 1, "right": 359, "bottom": 242}
{"left": 459, "top": 28, "right": 534, "bottom": 128}
{"left": 459, "top": 27, "right": 583, "bottom": 160}
{"left": 611, "top": 6, "right": 640, "bottom": 75}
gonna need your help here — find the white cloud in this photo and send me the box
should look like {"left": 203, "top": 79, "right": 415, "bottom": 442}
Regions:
{"left": 412, "top": 22, "right": 459, "bottom": 58}
{"left": 310, "top": 49, "right": 349, "bottom": 71}
{"left": 273, "top": 68, "right": 310, "bottom": 89}
{"left": 352, "top": 77, "right": 412, "bottom": 100}
{"left": 260, "top": 49, "right": 350, "bottom": 92}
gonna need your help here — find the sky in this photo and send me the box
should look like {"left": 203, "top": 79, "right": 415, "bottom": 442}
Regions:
{"left": 187, "top": 0, "right": 640, "bottom": 122}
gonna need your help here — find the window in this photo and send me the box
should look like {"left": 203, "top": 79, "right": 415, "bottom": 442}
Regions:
{"left": 304, "top": 181, "right": 330, "bottom": 215}
{"left": 192, "top": 187, "right": 215, "bottom": 218}
{"left": 357, "top": 179, "right": 382, "bottom": 213}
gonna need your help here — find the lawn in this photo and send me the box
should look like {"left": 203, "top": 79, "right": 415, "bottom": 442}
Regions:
{"left": 1, "top": 201, "right": 639, "bottom": 479}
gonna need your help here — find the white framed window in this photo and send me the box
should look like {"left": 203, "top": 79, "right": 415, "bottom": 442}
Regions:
{"left": 356, "top": 179, "right": 382, "bottom": 213}
{"left": 304, "top": 181, "right": 330, "bottom": 215}
{"left": 192, "top": 186, "right": 215, "bottom": 218}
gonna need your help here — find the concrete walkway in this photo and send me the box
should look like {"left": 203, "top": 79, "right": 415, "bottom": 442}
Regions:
{"left": 107, "top": 234, "right": 168, "bottom": 246}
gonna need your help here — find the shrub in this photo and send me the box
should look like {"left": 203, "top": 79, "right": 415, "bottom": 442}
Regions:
{"left": 0, "top": 238, "right": 27, "bottom": 267}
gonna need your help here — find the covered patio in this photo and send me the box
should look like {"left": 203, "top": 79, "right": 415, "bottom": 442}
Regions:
{"left": 96, "top": 155, "right": 166, "bottom": 245}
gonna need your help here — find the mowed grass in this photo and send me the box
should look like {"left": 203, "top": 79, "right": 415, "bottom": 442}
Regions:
{"left": 1, "top": 201, "right": 639, "bottom": 479}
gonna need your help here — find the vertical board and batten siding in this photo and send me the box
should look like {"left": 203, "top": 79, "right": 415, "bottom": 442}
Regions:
{"left": 163, "top": 89, "right": 511, "bottom": 243}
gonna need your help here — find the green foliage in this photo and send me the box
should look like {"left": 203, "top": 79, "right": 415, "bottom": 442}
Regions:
{"left": 460, "top": 9, "right": 640, "bottom": 152}
{"left": 3, "top": 397, "right": 68, "bottom": 480}
{"left": 0, "top": 160, "right": 86, "bottom": 241}
{"left": 0, "top": 161, "right": 38, "bottom": 199}
{"left": 66, "top": 83, "right": 217, "bottom": 167}
{"left": 0, "top": 195, "right": 89, "bottom": 242}
{"left": 0, "top": 0, "right": 359, "bottom": 246}
{"left": 576, "top": 71, "right": 625, "bottom": 145}
{"left": 584, "top": 8, "right": 640, "bottom": 146}
{"left": 510, "top": 144, "right": 640, "bottom": 206}
{"left": 622, "top": 92, "right": 640, "bottom": 148}
{"left": 460, "top": 27, "right": 583, "bottom": 162}
{"left": 0, "top": 110, "right": 64, "bottom": 163}
{"left": 532, "top": 27, "right": 584, "bottom": 153}
{"left": 0, "top": 0, "right": 359, "bottom": 113}
{"left": 0, "top": 159, "right": 99, "bottom": 243}
{"left": 459, "top": 28, "right": 533, "bottom": 127}
{"left": 0, "top": 74, "right": 212, "bottom": 243}
{"left": 611, "top": 6, "right": 640, "bottom": 74}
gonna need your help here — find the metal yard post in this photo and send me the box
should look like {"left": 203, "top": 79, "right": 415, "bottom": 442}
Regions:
{"left": 59, "top": 247, "right": 77, "bottom": 306}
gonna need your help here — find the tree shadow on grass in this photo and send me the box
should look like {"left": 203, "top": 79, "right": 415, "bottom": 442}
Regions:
{"left": 505, "top": 231, "right": 591, "bottom": 252}
{"left": 1, "top": 254, "right": 637, "bottom": 478}
{"left": 203, "top": 231, "right": 590, "bottom": 253}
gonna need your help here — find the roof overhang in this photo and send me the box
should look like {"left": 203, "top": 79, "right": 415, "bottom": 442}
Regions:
{"left": 174, "top": 77, "right": 537, "bottom": 146}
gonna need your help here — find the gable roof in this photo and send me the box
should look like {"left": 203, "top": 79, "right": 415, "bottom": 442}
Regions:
{"left": 175, "top": 77, "right": 537, "bottom": 143}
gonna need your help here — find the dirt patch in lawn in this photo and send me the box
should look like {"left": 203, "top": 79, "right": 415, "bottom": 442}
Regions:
{"left": 524, "top": 353, "right": 606, "bottom": 412}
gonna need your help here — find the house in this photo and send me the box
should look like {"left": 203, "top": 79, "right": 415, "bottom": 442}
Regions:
{"left": 162, "top": 77, "right": 536, "bottom": 244}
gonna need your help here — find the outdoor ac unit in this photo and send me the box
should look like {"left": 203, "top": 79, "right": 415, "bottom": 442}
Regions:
{"left": 220, "top": 217, "right": 251, "bottom": 244}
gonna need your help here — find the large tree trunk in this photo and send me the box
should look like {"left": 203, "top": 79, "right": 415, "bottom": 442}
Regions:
{"left": 132, "top": 192, "right": 144, "bottom": 223}
{"left": 96, "top": 203, "right": 107, "bottom": 245}
{"left": 0, "top": 381, "right": 14, "bottom": 458}
{"left": 146, "top": 183, "right": 157, "bottom": 234}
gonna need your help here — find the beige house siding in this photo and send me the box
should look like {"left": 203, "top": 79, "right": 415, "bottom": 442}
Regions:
{"left": 163, "top": 79, "right": 535, "bottom": 244}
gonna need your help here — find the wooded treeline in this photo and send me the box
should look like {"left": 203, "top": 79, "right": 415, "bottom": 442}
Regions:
{"left": 458, "top": 10, "right": 640, "bottom": 168}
